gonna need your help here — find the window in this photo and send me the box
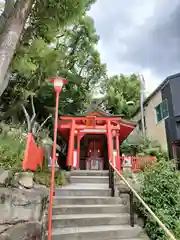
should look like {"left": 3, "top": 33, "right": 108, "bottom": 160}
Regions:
{"left": 155, "top": 104, "right": 163, "bottom": 123}
{"left": 162, "top": 99, "right": 169, "bottom": 119}
{"left": 155, "top": 99, "right": 169, "bottom": 123}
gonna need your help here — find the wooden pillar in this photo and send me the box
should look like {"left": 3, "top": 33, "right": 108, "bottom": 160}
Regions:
{"left": 106, "top": 120, "right": 113, "bottom": 163}
{"left": 112, "top": 133, "right": 116, "bottom": 167}
{"left": 67, "top": 119, "right": 75, "bottom": 167}
{"left": 76, "top": 132, "right": 81, "bottom": 169}
{"left": 72, "top": 133, "right": 78, "bottom": 169}
{"left": 116, "top": 131, "right": 120, "bottom": 171}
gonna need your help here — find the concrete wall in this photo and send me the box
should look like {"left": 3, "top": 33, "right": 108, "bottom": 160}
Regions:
{"left": 131, "top": 91, "right": 168, "bottom": 151}
{"left": 145, "top": 90, "right": 168, "bottom": 151}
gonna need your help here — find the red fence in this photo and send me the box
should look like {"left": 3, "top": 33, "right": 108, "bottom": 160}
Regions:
{"left": 120, "top": 156, "right": 156, "bottom": 173}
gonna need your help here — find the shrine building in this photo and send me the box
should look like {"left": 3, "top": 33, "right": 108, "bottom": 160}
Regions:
{"left": 58, "top": 110, "right": 136, "bottom": 171}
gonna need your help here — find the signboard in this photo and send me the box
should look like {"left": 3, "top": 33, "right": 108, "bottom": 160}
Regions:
{"left": 80, "top": 129, "right": 106, "bottom": 133}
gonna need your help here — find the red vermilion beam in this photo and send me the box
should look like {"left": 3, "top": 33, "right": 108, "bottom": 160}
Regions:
{"left": 48, "top": 91, "right": 60, "bottom": 240}
{"left": 77, "top": 133, "right": 80, "bottom": 169}
{"left": 116, "top": 132, "right": 120, "bottom": 171}
{"left": 60, "top": 116, "right": 121, "bottom": 121}
{"left": 67, "top": 120, "right": 75, "bottom": 166}
{"left": 106, "top": 120, "right": 113, "bottom": 163}
{"left": 58, "top": 124, "right": 120, "bottom": 130}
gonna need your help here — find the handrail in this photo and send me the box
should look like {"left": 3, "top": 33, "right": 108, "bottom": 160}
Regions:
{"left": 110, "top": 162, "right": 177, "bottom": 240}
{"left": 109, "top": 162, "right": 115, "bottom": 196}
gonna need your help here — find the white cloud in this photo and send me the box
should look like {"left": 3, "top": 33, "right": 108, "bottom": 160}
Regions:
{"left": 89, "top": 0, "right": 180, "bottom": 95}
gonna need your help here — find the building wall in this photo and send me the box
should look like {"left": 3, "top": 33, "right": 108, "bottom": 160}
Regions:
{"left": 145, "top": 90, "right": 168, "bottom": 151}
{"left": 161, "top": 82, "right": 176, "bottom": 157}
{"left": 130, "top": 73, "right": 180, "bottom": 158}
{"left": 170, "top": 75, "right": 180, "bottom": 117}
{"left": 169, "top": 76, "right": 180, "bottom": 141}
{"left": 131, "top": 91, "right": 168, "bottom": 151}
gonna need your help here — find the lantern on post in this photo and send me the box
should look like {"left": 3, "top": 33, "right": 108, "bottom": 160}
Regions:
{"left": 48, "top": 76, "right": 67, "bottom": 240}
{"left": 50, "top": 76, "right": 67, "bottom": 93}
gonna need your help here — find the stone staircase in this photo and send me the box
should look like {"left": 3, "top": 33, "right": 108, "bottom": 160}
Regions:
{"left": 49, "top": 170, "right": 148, "bottom": 240}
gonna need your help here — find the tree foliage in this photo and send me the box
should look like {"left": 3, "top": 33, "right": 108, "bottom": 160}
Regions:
{"left": 105, "top": 74, "right": 140, "bottom": 118}
{"left": 0, "top": 0, "right": 97, "bottom": 94}
{"left": 0, "top": 0, "right": 107, "bottom": 123}
{"left": 0, "top": 0, "right": 139, "bottom": 126}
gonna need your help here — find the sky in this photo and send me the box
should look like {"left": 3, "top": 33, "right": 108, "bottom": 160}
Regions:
{"left": 89, "top": 0, "right": 180, "bottom": 95}
{"left": 1, "top": 0, "right": 180, "bottom": 96}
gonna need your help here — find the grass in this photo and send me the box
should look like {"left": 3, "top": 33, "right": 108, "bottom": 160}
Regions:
{"left": 34, "top": 169, "right": 66, "bottom": 187}
{"left": 0, "top": 131, "right": 66, "bottom": 187}
{"left": 0, "top": 132, "right": 25, "bottom": 171}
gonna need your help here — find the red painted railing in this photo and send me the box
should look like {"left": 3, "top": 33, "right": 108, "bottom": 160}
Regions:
{"left": 120, "top": 156, "right": 156, "bottom": 172}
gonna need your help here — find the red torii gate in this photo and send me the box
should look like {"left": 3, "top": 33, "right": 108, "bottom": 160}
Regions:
{"left": 57, "top": 111, "right": 136, "bottom": 171}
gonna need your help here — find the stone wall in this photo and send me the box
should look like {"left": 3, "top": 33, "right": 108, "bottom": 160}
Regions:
{"left": 0, "top": 169, "right": 48, "bottom": 240}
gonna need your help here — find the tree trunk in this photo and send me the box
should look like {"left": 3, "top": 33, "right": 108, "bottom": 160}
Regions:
{"left": 0, "top": 70, "right": 11, "bottom": 96}
{"left": 0, "top": 0, "right": 34, "bottom": 97}
{"left": 0, "top": 0, "right": 15, "bottom": 34}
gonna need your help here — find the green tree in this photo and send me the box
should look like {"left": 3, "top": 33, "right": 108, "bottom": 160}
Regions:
{"left": 105, "top": 74, "right": 140, "bottom": 118}
{"left": 0, "top": 13, "right": 107, "bottom": 123}
{"left": 0, "top": 0, "right": 96, "bottom": 96}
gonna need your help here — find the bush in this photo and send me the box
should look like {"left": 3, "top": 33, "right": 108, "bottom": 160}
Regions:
{"left": 0, "top": 131, "right": 67, "bottom": 187}
{"left": 34, "top": 169, "right": 66, "bottom": 187}
{"left": 0, "top": 132, "right": 25, "bottom": 171}
{"left": 138, "top": 159, "right": 180, "bottom": 239}
{"left": 34, "top": 155, "right": 67, "bottom": 187}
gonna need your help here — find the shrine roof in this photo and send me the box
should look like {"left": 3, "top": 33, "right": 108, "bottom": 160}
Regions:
{"left": 57, "top": 109, "right": 137, "bottom": 143}
{"left": 59, "top": 109, "right": 137, "bottom": 126}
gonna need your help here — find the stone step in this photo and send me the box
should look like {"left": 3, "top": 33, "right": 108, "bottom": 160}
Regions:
{"left": 53, "top": 196, "right": 123, "bottom": 205}
{"left": 52, "top": 204, "right": 127, "bottom": 215}
{"left": 49, "top": 225, "right": 142, "bottom": 240}
{"left": 71, "top": 170, "right": 109, "bottom": 176}
{"left": 70, "top": 175, "right": 109, "bottom": 184}
{"left": 55, "top": 187, "right": 111, "bottom": 197}
{"left": 61, "top": 183, "right": 109, "bottom": 189}
{"left": 52, "top": 213, "right": 131, "bottom": 228}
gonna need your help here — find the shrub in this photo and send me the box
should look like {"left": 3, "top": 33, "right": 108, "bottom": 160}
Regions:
{"left": 34, "top": 169, "right": 66, "bottom": 187}
{"left": 34, "top": 156, "right": 67, "bottom": 187}
{"left": 0, "top": 132, "right": 25, "bottom": 171}
{"left": 138, "top": 159, "right": 180, "bottom": 239}
{"left": 123, "top": 169, "right": 133, "bottom": 179}
{"left": 0, "top": 131, "right": 66, "bottom": 187}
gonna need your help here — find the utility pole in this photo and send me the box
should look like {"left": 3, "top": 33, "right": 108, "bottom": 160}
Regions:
{"left": 139, "top": 74, "right": 146, "bottom": 138}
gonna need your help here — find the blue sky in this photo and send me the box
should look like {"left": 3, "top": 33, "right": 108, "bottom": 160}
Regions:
{"left": 89, "top": 0, "right": 180, "bottom": 95}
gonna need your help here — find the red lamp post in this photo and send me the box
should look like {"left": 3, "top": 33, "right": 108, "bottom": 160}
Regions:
{"left": 48, "top": 76, "right": 67, "bottom": 240}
